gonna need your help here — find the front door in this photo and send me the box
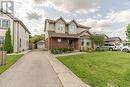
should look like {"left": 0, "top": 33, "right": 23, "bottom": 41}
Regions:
{"left": 68, "top": 40, "right": 74, "bottom": 49}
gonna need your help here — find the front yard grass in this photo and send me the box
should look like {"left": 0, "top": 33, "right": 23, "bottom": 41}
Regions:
{"left": 0, "top": 54, "right": 23, "bottom": 74}
{"left": 57, "top": 52, "right": 130, "bottom": 87}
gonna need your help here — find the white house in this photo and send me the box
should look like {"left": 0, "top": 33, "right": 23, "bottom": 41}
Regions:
{"left": 0, "top": 12, "right": 30, "bottom": 52}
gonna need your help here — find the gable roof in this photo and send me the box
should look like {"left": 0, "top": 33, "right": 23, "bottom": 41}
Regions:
{"left": 0, "top": 11, "right": 30, "bottom": 34}
{"left": 55, "top": 17, "right": 67, "bottom": 24}
{"left": 108, "top": 37, "right": 122, "bottom": 41}
{"left": 68, "top": 19, "right": 78, "bottom": 26}
{"left": 79, "top": 30, "right": 92, "bottom": 37}
{"left": 44, "top": 17, "right": 91, "bottom": 31}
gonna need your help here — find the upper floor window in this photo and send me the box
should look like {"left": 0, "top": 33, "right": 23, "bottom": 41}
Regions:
{"left": 0, "top": 19, "right": 10, "bottom": 29}
{"left": 57, "top": 24, "right": 64, "bottom": 31}
{"left": 69, "top": 25, "right": 76, "bottom": 33}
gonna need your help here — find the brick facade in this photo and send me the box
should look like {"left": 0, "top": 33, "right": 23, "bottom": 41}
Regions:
{"left": 45, "top": 37, "right": 80, "bottom": 50}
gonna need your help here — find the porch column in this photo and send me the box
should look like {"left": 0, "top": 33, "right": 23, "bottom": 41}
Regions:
{"left": 77, "top": 39, "right": 81, "bottom": 50}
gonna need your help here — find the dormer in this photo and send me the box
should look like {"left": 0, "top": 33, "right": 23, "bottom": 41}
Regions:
{"left": 55, "top": 17, "right": 66, "bottom": 33}
{"left": 68, "top": 20, "right": 77, "bottom": 34}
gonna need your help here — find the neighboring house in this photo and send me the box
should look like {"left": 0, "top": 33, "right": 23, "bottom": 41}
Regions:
{"left": 44, "top": 17, "right": 92, "bottom": 51}
{"left": 104, "top": 35, "right": 109, "bottom": 42}
{"left": 90, "top": 34, "right": 109, "bottom": 49}
{"left": 0, "top": 11, "right": 30, "bottom": 52}
{"left": 107, "top": 37, "right": 122, "bottom": 43}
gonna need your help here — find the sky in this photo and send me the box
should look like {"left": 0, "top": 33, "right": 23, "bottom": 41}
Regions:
{"left": 11, "top": 0, "right": 130, "bottom": 40}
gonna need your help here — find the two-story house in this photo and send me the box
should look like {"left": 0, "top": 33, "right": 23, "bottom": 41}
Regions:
{"left": 0, "top": 11, "right": 30, "bottom": 52}
{"left": 44, "top": 17, "right": 92, "bottom": 51}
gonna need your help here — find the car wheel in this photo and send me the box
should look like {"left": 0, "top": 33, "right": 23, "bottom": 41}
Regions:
{"left": 122, "top": 49, "right": 129, "bottom": 52}
{"left": 109, "top": 48, "right": 113, "bottom": 51}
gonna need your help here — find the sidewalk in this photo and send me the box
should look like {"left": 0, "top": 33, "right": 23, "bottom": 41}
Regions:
{"left": 47, "top": 52, "right": 91, "bottom": 87}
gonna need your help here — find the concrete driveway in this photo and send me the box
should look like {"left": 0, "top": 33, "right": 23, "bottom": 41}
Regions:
{"left": 0, "top": 51, "right": 63, "bottom": 87}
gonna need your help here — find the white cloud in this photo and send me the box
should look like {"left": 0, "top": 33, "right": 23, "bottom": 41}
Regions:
{"left": 82, "top": 18, "right": 112, "bottom": 28}
{"left": 13, "top": 0, "right": 45, "bottom": 35}
{"left": 33, "top": 0, "right": 101, "bottom": 13}
{"left": 97, "top": 19, "right": 112, "bottom": 28}
{"left": 106, "top": 9, "right": 130, "bottom": 23}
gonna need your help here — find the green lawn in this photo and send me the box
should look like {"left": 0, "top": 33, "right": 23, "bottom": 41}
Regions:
{"left": 57, "top": 52, "right": 130, "bottom": 87}
{"left": 0, "top": 54, "right": 23, "bottom": 74}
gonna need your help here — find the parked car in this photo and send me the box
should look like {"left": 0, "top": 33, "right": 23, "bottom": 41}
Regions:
{"left": 97, "top": 43, "right": 120, "bottom": 51}
{"left": 119, "top": 42, "right": 130, "bottom": 52}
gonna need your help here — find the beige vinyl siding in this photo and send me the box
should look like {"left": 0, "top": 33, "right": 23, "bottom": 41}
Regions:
{"left": 55, "top": 20, "right": 65, "bottom": 33}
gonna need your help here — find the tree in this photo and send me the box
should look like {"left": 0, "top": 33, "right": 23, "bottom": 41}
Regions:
{"left": 30, "top": 35, "right": 45, "bottom": 49}
{"left": 126, "top": 24, "right": 130, "bottom": 41}
{"left": 3, "top": 28, "right": 13, "bottom": 53}
{"left": 90, "top": 34, "right": 105, "bottom": 47}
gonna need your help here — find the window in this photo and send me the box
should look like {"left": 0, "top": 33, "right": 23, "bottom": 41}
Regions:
{"left": 0, "top": 19, "right": 10, "bottom": 29}
{"left": 81, "top": 39, "right": 84, "bottom": 46}
{"left": 69, "top": 25, "right": 76, "bottom": 33}
{"left": 57, "top": 38, "right": 61, "bottom": 43}
{"left": 20, "top": 38, "right": 21, "bottom": 48}
{"left": 57, "top": 24, "right": 64, "bottom": 31}
{"left": 104, "top": 44, "right": 108, "bottom": 46}
{"left": 0, "top": 37, "right": 4, "bottom": 48}
{"left": 86, "top": 42, "right": 90, "bottom": 46}
{"left": 108, "top": 44, "right": 114, "bottom": 46}
{"left": 0, "top": 20, "right": 1, "bottom": 27}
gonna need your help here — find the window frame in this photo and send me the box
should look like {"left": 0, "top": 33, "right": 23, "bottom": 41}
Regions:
{"left": 69, "top": 24, "right": 76, "bottom": 34}
{"left": 0, "top": 38, "right": 4, "bottom": 47}
{"left": 57, "top": 38, "right": 62, "bottom": 43}
{"left": 57, "top": 24, "right": 64, "bottom": 32}
{"left": 86, "top": 42, "right": 90, "bottom": 46}
{"left": 0, "top": 19, "right": 10, "bottom": 29}
{"left": 81, "top": 39, "right": 84, "bottom": 46}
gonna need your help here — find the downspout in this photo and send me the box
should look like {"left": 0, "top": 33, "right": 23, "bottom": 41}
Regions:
{"left": 17, "top": 22, "right": 19, "bottom": 52}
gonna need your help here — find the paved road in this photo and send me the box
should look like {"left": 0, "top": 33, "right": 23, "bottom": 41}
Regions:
{"left": 0, "top": 51, "right": 63, "bottom": 87}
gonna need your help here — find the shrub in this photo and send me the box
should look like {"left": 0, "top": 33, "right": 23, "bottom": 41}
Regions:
{"left": 51, "top": 48, "right": 62, "bottom": 54}
{"left": 69, "top": 48, "right": 74, "bottom": 51}
{"left": 51, "top": 48, "right": 74, "bottom": 54}
{"left": 63, "top": 48, "right": 73, "bottom": 53}
{"left": 96, "top": 47, "right": 109, "bottom": 52}
{"left": 0, "top": 47, "right": 2, "bottom": 51}
{"left": 86, "top": 48, "right": 95, "bottom": 52}
{"left": 3, "top": 28, "right": 13, "bottom": 53}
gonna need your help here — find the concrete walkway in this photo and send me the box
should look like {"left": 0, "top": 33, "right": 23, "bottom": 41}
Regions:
{"left": 0, "top": 51, "right": 63, "bottom": 87}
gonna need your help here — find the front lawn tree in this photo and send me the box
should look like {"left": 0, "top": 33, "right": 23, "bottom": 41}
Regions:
{"left": 3, "top": 28, "right": 13, "bottom": 53}
{"left": 90, "top": 34, "right": 105, "bottom": 48}
{"left": 126, "top": 23, "right": 130, "bottom": 41}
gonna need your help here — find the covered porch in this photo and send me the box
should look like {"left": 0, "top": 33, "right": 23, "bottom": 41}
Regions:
{"left": 49, "top": 37, "right": 80, "bottom": 50}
